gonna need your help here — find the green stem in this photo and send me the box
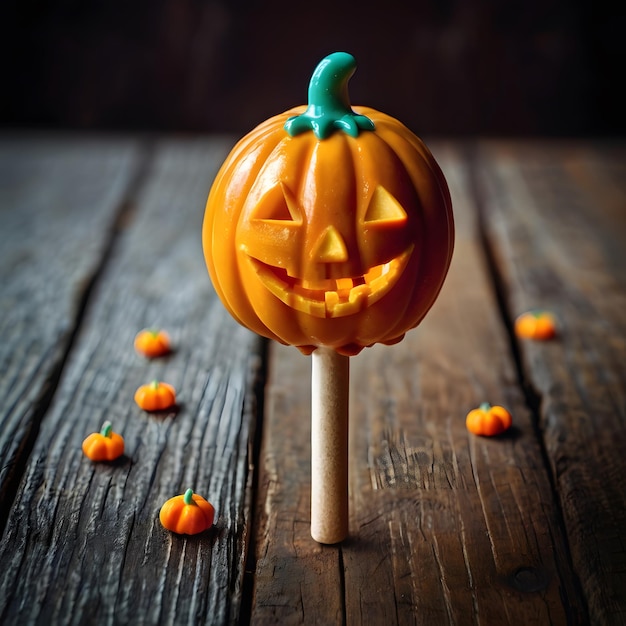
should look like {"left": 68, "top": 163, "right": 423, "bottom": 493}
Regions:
{"left": 479, "top": 403, "right": 492, "bottom": 412}
{"left": 101, "top": 421, "right": 113, "bottom": 438}
{"left": 284, "top": 52, "right": 375, "bottom": 139}
{"left": 183, "top": 489, "right": 195, "bottom": 506}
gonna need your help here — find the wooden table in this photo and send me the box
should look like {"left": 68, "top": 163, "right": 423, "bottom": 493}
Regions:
{"left": 0, "top": 134, "right": 624, "bottom": 625}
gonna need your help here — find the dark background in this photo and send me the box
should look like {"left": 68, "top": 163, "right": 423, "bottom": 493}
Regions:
{"left": 1, "top": 0, "right": 624, "bottom": 137}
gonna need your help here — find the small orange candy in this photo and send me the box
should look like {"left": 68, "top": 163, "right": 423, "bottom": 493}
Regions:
{"left": 134, "top": 328, "right": 171, "bottom": 358}
{"left": 160, "top": 489, "right": 215, "bottom": 535}
{"left": 466, "top": 403, "right": 512, "bottom": 437}
{"left": 134, "top": 380, "right": 177, "bottom": 411}
{"left": 514, "top": 310, "right": 557, "bottom": 340}
{"left": 82, "top": 421, "right": 125, "bottom": 461}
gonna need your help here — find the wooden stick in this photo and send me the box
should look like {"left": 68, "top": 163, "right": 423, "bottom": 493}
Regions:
{"left": 310, "top": 347, "right": 350, "bottom": 544}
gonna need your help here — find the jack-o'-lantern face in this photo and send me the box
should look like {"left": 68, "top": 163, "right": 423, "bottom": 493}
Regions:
{"left": 240, "top": 178, "right": 415, "bottom": 319}
{"left": 203, "top": 53, "right": 453, "bottom": 355}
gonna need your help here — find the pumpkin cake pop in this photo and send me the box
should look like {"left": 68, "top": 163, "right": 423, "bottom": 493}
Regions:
{"left": 203, "top": 52, "right": 454, "bottom": 543}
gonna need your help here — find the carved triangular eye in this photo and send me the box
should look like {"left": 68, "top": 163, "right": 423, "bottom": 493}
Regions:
{"left": 252, "top": 182, "right": 303, "bottom": 223}
{"left": 363, "top": 186, "right": 407, "bottom": 224}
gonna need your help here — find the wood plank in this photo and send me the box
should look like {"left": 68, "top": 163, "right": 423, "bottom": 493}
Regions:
{"left": 0, "top": 135, "right": 141, "bottom": 522}
{"left": 477, "top": 140, "right": 626, "bottom": 625}
{"left": 252, "top": 344, "right": 345, "bottom": 624}
{"left": 0, "top": 138, "right": 263, "bottom": 625}
{"left": 252, "top": 143, "right": 586, "bottom": 624}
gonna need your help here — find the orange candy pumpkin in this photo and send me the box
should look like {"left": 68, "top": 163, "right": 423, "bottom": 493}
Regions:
{"left": 466, "top": 403, "right": 513, "bottom": 437}
{"left": 134, "top": 380, "right": 177, "bottom": 411}
{"left": 159, "top": 489, "right": 215, "bottom": 535}
{"left": 82, "top": 421, "right": 125, "bottom": 461}
{"left": 203, "top": 53, "right": 454, "bottom": 356}
{"left": 134, "top": 328, "right": 171, "bottom": 358}
{"left": 514, "top": 310, "right": 557, "bottom": 340}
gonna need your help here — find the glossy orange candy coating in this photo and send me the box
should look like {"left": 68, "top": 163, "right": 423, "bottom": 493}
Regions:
{"left": 203, "top": 55, "right": 453, "bottom": 356}
{"left": 159, "top": 489, "right": 215, "bottom": 535}
{"left": 466, "top": 403, "right": 512, "bottom": 437}
{"left": 82, "top": 421, "right": 125, "bottom": 461}
{"left": 134, "top": 329, "right": 171, "bottom": 358}
{"left": 134, "top": 380, "right": 177, "bottom": 411}
{"left": 514, "top": 311, "right": 557, "bottom": 340}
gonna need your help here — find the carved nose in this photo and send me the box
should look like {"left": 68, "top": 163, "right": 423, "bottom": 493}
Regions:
{"left": 312, "top": 226, "right": 349, "bottom": 263}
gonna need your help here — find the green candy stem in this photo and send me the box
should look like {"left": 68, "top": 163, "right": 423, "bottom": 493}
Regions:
{"left": 183, "top": 489, "right": 196, "bottom": 506}
{"left": 479, "top": 403, "right": 492, "bottom": 412}
{"left": 284, "top": 52, "right": 375, "bottom": 140}
{"left": 101, "top": 421, "right": 113, "bottom": 438}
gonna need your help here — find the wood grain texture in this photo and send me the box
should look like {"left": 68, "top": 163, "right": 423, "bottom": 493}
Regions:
{"left": 0, "top": 136, "right": 141, "bottom": 520}
{"left": 0, "top": 138, "right": 262, "bottom": 625}
{"left": 3, "top": 137, "right": 624, "bottom": 626}
{"left": 252, "top": 345, "right": 345, "bottom": 625}
{"left": 252, "top": 143, "right": 586, "bottom": 624}
{"left": 477, "top": 141, "right": 626, "bottom": 625}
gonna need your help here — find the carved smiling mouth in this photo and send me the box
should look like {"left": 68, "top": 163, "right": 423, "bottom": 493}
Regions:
{"left": 248, "top": 247, "right": 413, "bottom": 318}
